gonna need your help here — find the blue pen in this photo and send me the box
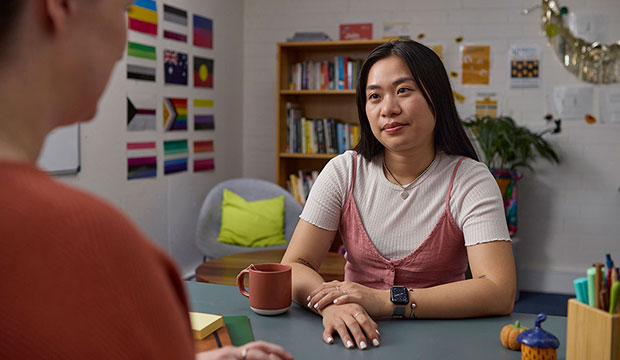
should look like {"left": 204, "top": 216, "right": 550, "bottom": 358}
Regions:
{"left": 606, "top": 254, "right": 615, "bottom": 289}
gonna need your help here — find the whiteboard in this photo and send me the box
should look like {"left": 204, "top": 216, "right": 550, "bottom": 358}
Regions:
{"left": 37, "top": 124, "right": 80, "bottom": 175}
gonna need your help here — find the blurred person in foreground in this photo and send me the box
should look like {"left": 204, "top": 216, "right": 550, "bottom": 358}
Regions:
{"left": 0, "top": 1, "right": 292, "bottom": 359}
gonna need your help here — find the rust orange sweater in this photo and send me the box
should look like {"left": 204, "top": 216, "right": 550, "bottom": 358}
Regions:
{"left": 0, "top": 161, "right": 195, "bottom": 359}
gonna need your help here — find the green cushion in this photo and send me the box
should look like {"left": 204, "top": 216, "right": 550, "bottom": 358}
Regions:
{"left": 217, "top": 189, "right": 286, "bottom": 247}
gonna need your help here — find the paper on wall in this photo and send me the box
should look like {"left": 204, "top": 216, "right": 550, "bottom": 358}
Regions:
{"left": 600, "top": 86, "right": 620, "bottom": 124}
{"left": 474, "top": 92, "right": 500, "bottom": 118}
{"left": 382, "top": 21, "right": 411, "bottom": 39}
{"left": 461, "top": 45, "right": 490, "bottom": 85}
{"left": 549, "top": 86, "right": 593, "bottom": 120}
{"left": 509, "top": 44, "right": 541, "bottom": 88}
{"left": 567, "top": 12, "right": 607, "bottom": 43}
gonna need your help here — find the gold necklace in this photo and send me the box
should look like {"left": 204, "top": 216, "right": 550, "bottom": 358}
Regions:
{"left": 383, "top": 160, "right": 411, "bottom": 200}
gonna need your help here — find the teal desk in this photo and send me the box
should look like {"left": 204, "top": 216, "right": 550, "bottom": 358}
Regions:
{"left": 186, "top": 281, "right": 567, "bottom": 360}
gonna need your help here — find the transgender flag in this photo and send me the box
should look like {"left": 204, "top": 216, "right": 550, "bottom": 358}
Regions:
{"left": 193, "top": 15, "right": 213, "bottom": 49}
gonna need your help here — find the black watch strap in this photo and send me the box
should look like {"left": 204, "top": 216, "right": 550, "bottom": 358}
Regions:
{"left": 392, "top": 304, "right": 407, "bottom": 318}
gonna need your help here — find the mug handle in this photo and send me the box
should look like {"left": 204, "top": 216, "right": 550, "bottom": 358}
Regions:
{"left": 237, "top": 266, "right": 251, "bottom": 298}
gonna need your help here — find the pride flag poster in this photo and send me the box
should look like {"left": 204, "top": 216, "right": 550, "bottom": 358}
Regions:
{"left": 127, "top": 142, "right": 157, "bottom": 180}
{"left": 163, "top": 97, "right": 187, "bottom": 131}
{"left": 128, "top": 0, "right": 157, "bottom": 36}
{"left": 127, "top": 92, "right": 156, "bottom": 131}
{"left": 193, "top": 140, "right": 215, "bottom": 172}
{"left": 193, "top": 99, "right": 214, "bottom": 130}
{"left": 164, "top": 49, "right": 188, "bottom": 85}
{"left": 194, "top": 56, "right": 214, "bottom": 88}
{"left": 127, "top": 42, "right": 156, "bottom": 82}
{"left": 193, "top": 15, "right": 213, "bottom": 49}
{"left": 164, "top": 140, "right": 188, "bottom": 175}
{"left": 163, "top": 4, "right": 188, "bottom": 42}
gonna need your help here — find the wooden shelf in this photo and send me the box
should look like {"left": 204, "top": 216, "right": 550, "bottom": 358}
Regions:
{"left": 280, "top": 90, "right": 356, "bottom": 95}
{"left": 279, "top": 39, "right": 386, "bottom": 49}
{"left": 276, "top": 40, "right": 380, "bottom": 191}
{"left": 279, "top": 153, "right": 338, "bottom": 159}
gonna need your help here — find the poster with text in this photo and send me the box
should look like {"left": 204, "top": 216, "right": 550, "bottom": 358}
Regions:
{"left": 475, "top": 92, "right": 500, "bottom": 118}
{"left": 461, "top": 45, "right": 490, "bottom": 85}
{"left": 509, "top": 44, "right": 540, "bottom": 88}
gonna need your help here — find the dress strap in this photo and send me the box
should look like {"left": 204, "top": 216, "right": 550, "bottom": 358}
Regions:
{"left": 445, "top": 157, "right": 467, "bottom": 212}
{"left": 348, "top": 151, "right": 358, "bottom": 199}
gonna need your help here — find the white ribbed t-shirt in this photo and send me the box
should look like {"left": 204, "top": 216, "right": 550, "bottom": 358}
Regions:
{"left": 300, "top": 150, "right": 511, "bottom": 260}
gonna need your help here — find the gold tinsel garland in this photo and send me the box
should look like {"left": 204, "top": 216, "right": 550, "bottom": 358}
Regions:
{"left": 541, "top": 0, "right": 620, "bottom": 84}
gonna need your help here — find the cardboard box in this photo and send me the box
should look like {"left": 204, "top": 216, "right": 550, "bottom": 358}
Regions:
{"left": 566, "top": 298, "right": 620, "bottom": 359}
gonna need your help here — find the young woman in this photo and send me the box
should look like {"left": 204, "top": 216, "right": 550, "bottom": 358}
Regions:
{"left": 0, "top": 1, "right": 292, "bottom": 359}
{"left": 281, "top": 40, "right": 516, "bottom": 350}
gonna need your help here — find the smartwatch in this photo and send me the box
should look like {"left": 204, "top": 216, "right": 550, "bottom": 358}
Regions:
{"left": 390, "top": 286, "right": 409, "bottom": 318}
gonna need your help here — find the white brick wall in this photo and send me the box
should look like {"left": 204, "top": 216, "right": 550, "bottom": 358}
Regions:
{"left": 242, "top": 0, "right": 620, "bottom": 293}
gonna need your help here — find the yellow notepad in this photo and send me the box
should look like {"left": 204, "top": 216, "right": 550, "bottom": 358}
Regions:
{"left": 189, "top": 312, "right": 224, "bottom": 340}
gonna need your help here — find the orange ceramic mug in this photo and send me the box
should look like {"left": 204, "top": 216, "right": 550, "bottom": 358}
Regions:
{"left": 237, "top": 263, "right": 292, "bottom": 315}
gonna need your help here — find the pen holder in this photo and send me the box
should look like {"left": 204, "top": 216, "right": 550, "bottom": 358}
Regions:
{"left": 566, "top": 299, "right": 620, "bottom": 360}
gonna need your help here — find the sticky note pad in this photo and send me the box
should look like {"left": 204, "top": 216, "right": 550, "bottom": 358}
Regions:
{"left": 189, "top": 312, "right": 224, "bottom": 340}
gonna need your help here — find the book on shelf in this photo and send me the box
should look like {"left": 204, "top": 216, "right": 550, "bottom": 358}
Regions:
{"left": 289, "top": 57, "right": 363, "bottom": 91}
{"left": 284, "top": 102, "right": 360, "bottom": 155}
{"left": 287, "top": 170, "right": 320, "bottom": 204}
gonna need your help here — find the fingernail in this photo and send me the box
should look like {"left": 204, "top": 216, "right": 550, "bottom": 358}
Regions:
{"left": 346, "top": 340, "right": 353, "bottom": 349}
{"left": 333, "top": 299, "right": 338, "bottom": 304}
{"left": 307, "top": 295, "right": 311, "bottom": 301}
{"left": 360, "top": 341, "right": 367, "bottom": 350}
{"left": 372, "top": 338, "right": 380, "bottom": 347}
{"left": 313, "top": 303, "right": 318, "bottom": 309}
{"left": 307, "top": 302, "right": 311, "bottom": 308}
{"left": 326, "top": 337, "right": 333, "bottom": 344}
{"left": 375, "top": 329, "right": 381, "bottom": 335}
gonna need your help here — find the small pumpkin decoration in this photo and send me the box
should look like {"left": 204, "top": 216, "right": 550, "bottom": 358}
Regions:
{"left": 500, "top": 320, "right": 528, "bottom": 350}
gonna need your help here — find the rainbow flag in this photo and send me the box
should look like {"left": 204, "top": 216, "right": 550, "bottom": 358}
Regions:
{"left": 194, "top": 56, "right": 213, "bottom": 88}
{"left": 127, "top": 142, "right": 157, "bottom": 180}
{"left": 164, "top": 140, "right": 188, "bottom": 175}
{"left": 163, "top": 97, "right": 187, "bottom": 131}
{"left": 193, "top": 99, "right": 214, "bottom": 130}
{"left": 193, "top": 15, "right": 213, "bottom": 49}
{"left": 128, "top": 0, "right": 158, "bottom": 36}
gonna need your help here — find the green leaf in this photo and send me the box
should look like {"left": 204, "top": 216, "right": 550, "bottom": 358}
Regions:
{"left": 462, "top": 115, "right": 560, "bottom": 171}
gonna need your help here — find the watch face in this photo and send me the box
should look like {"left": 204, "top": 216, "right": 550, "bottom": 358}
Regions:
{"left": 390, "top": 286, "right": 409, "bottom": 305}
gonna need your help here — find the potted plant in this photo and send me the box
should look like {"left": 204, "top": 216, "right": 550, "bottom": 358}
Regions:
{"left": 461, "top": 115, "right": 560, "bottom": 235}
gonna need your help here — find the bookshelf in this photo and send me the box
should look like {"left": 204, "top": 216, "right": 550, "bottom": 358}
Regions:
{"left": 275, "top": 40, "right": 385, "bottom": 193}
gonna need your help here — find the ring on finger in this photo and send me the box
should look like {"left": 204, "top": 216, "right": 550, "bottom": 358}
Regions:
{"left": 341, "top": 288, "right": 347, "bottom": 295}
{"left": 353, "top": 311, "right": 362, "bottom": 318}
{"left": 241, "top": 348, "right": 248, "bottom": 360}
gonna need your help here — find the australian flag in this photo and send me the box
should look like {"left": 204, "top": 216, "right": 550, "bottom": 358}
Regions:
{"left": 164, "top": 49, "right": 188, "bottom": 85}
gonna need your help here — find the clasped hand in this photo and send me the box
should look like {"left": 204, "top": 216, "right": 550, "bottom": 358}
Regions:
{"left": 307, "top": 281, "right": 384, "bottom": 350}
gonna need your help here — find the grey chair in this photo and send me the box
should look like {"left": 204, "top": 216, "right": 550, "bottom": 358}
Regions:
{"left": 195, "top": 178, "right": 303, "bottom": 261}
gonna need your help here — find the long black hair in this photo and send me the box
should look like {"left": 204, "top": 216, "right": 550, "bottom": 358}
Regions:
{"left": 353, "top": 40, "right": 478, "bottom": 162}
